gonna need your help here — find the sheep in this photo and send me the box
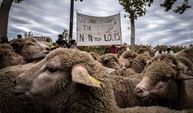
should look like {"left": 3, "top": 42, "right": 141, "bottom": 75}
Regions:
{"left": 117, "top": 44, "right": 130, "bottom": 58}
{"left": 98, "top": 53, "right": 122, "bottom": 69}
{"left": 0, "top": 62, "right": 46, "bottom": 113}
{"left": 0, "top": 44, "right": 26, "bottom": 69}
{"left": 89, "top": 52, "right": 100, "bottom": 60}
{"left": 110, "top": 68, "right": 136, "bottom": 77}
{"left": 175, "top": 46, "right": 193, "bottom": 75}
{"left": 108, "top": 74, "right": 156, "bottom": 108}
{"left": 130, "top": 52, "right": 152, "bottom": 73}
{"left": 14, "top": 48, "right": 185, "bottom": 113}
{"left": 98, "top": 53, "right": 137, "bottom": 77}
{"left": 146, "top": 46, "right": 193, "bottom": 76}
{"left": 10, "top": 37, "right": 50, "bottom": 62}
{"left": 118, "top": 50, "right": 138, "bottom": 68}
{"left": 135, "top": 54, "right": 193, "bottom": 110}
{"left": 96, "top": 53, "right": 151, "bottom": 107}
{"left": 175, "top": 46, "right": 193, "bottom": 63}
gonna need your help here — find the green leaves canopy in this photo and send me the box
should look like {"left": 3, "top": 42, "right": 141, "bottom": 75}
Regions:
{"left": 160, "top": 0, "right": 191, "bottom": 14}
{"left": 119, "top": 0, "right": 153, "bottom": 20}
{"left": 119, "top": 0, "right": 191, "bottom": 20}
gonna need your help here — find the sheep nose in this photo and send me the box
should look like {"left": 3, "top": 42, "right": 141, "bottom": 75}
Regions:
{"left": 14, "top": 85, "right": 25, "bottom": 96}
{"left": 14, "top": 77, "right": 31, "bottom": 95}
{"left": 134, "top": 87, "right": 144, "bottom": 97}
{"left": 46, "top": 47, "right": 51, "bottom": 51}
{"left": 134, "top": 86, "right": 149, "bottom": 99}
{"left": 43, "top": 49, "right": 49, "bottom": 54}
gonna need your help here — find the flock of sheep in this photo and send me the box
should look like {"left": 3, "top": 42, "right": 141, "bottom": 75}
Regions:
{"left": 0, "top": 37, "right": 193, "bottom": 113}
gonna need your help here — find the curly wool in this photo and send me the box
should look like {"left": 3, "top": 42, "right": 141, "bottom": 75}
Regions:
{"left": 131, "top": 52, "right": 151, "bottom": 73}
{"left": 14, "top": 48, "right": 187, "bottom": 113}
{"left": 89, "top": 52, "right": 100, "bottom": 61}
{"left": 120, "top": 50, "right": 138, "bottom": 60}
{"left": 176, "top": 46, "right": 193, "bottom": 63}
{"left": 47, "top": 48, "right": 106, "bottom": 80}
{"left": 42, "top": 49, "right": 184, "bottom": 113}
{"left": 98, "top": 53, "right": 120, "bottom": 69}
{"left": 0, "top": 63, "right": 45, "bottom": 113}
{"left": 0, "top": 44, "right": 26, "bottom": 69}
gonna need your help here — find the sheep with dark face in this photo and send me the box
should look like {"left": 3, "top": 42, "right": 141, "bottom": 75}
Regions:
{"left": 10, "top": 37, "right": 50, "bottom": 62}
{"left": 0, "top": 44, "right": 26, "bottom": 69}
{"left": 135, "top": 54, "right": 193, "bottom": 110}
{"left": 15, "top": 48, "right": 185, "bottom": 113}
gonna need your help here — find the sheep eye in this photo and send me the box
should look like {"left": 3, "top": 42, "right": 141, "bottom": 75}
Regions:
{"left": 104, "top": 60, "right": 109, "bottom": 64}
{"left": 26, "top": 42, "right": 34, "bottom": 46}
{"left": 47, "top": 67, "right": 57, "bottom": 73}
{"left": 162, "top": 77, "right": 170, "bottom": 82}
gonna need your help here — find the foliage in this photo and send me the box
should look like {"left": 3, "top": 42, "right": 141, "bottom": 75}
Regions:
{"left": 0, "top": 0, "right": 23, "bottom": 7}
{"left": 78, "top": 46, "right": 107, "bottom": 55}
{"left": 160, "top": 0, "right": 191, "bottom": 14}
{"left": 119, "top": 0, "right": 153, "bottom": 20}
{"left": 24, "top": 31, "right": 33, "bottom": 37}
{"left": 14, "top": 0, "right": 24, "bottom": 3}
{"left": 62, "top": 28, "right": 69, "bottom": 41}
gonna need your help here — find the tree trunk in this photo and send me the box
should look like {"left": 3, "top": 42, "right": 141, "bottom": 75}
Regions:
{"left": 130, "top": 18, "right": 135, "bottom": 50}
{"left": 0, "top": 0, "right": 14, "bottom": 42}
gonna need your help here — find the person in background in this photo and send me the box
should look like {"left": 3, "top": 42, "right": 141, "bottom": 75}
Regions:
{"left": 56, "top": 34, "right": 67, "bottom": 48}
{"left": 105, "top": 45, "right": 119, "bottom": 54}
{"left": 164, "top": 47, "right": 174, "bottom": 55}
{"left": 154, "top": 49, "right": 163, "bottom": 57}
{"left": 17, "top": 34, "right": 22, "bottom": 39}
{"left": 69, "top": 39, "right": 78, "bottom": 49}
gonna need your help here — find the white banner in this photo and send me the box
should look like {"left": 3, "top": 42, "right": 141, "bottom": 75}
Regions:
{"left": 76, "top": 13, "right": 122, "bottom": 46}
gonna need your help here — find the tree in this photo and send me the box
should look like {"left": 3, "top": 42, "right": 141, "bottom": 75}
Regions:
{"left": 0, "top": 0, "right": 23, "bottom": 42}
{"left": 119, "top": 0, "right": 191, "bottom": 49}
{"left": 24, "top": 31, "right": 33, "bottom": 37}
{"left": 160, "top": 0, "right": 191, "bottom": 14}
{"left": 62, "top": 28, "right": 69, "bottom": 41}
{"left": 118, "top": 0, "right": 153, "bottom": 49}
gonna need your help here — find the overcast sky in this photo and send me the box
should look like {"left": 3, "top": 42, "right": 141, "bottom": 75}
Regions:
{"left": 8, "top": 0, "right": 193, "bottom": 46}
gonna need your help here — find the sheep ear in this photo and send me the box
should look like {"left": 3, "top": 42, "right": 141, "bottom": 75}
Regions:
{"left": 104, "top": 67, "right": 115, "bottom": 75}
{"left": 103, "top": 58, "right": 108, "bottom": 64}
{"left": 178, "top": 72, "right": 193, "bottom": 80}
{"left": 71, "top": 65, "right": 101, "bottom": 88}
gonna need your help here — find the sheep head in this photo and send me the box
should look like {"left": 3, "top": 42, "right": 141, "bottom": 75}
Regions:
{"left": 135, "top": 59, "right": 193, "bottom": 103}
{"left": 131, "top": 52, "right": 151, "bottom": 73}
{"left": 119, "top": 50, "right": 138, "bottom": 68}
{"left": 98, "top": 53, "right": 121, "bottom": 69}
{"left": 10, "top": 38, "right": 50, "bottom": 62}
{"left": 0, "top": 44, "right": 26, "bottom": 69}
{"left": 15, "top": 48, "right": 103, "bottom": 102}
